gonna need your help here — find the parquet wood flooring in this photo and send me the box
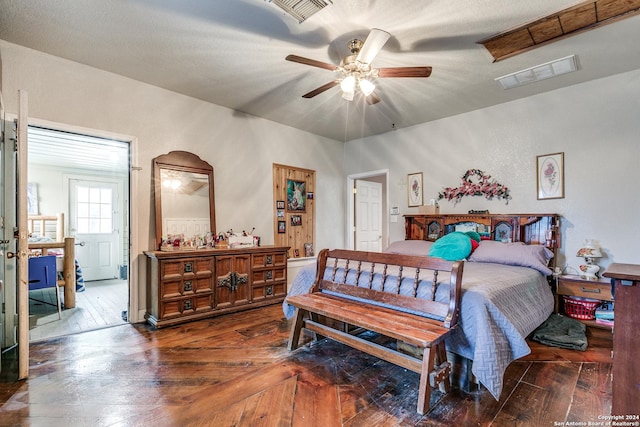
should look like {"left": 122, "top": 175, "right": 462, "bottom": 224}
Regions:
{"left": 0, "top": 304, "right": 612, "bottom": 426}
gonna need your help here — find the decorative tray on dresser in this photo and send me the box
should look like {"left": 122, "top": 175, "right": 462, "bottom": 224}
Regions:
{"left": 144, "top": 245, "right": 289, "bottom": 328}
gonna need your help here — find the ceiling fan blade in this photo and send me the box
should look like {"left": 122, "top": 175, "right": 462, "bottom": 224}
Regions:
{"left": 378, "top": 66, "right": 432, "bottom": 78}
{"left": 286, "top": 54, "right": 337, "bottom": 71}
{"left": 302, "top": 80, "right": 339, "bottom": 98}
{"left": 366, "top": 92, "right": 381, "bottom": 105}
{"left": 356, "top": 28, "right": 391, "bottom": 64}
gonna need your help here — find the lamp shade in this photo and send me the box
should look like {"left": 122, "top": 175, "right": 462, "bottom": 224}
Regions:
{"left": 576, "top": 247, "right": 602, "bottom": 258}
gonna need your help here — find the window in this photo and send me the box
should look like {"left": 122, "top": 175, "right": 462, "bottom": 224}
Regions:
{"left": 76, "top": 185, "right": 113, "bottom": 234}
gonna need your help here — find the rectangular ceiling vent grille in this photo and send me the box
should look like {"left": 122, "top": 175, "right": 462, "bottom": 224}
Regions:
{"left": 495, "top": 55, "right": 578, "bottom": 89}
{"left": 269, "top": 0, "right": 332, "bottom": 23}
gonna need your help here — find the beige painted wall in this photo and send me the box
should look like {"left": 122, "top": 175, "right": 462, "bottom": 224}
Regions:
{"left": 0, "top": 40, "right": 345, "bottom": 323}
{"left": 345, "top": 68, "right": 640, "bottom": 273}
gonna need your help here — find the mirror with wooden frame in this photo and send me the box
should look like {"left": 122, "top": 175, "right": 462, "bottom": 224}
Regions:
{"left": 153, "top": 151, "right": 215, "bottom": 250}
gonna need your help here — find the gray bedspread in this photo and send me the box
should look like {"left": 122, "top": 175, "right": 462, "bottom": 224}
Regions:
{"left": 283, "top": 261, "right": 554, "bottom": 400}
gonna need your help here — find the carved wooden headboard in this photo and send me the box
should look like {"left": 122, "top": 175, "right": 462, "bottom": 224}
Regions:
{"left": 404, "top": 213, "right": 559, "bottom": 264}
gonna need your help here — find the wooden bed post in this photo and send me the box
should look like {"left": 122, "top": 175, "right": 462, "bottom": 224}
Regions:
{"left": 62, "top": 236, "right": 76, "bottom": 308}
{"left": 56, "top": 213, "right": 65, "bottom": 242}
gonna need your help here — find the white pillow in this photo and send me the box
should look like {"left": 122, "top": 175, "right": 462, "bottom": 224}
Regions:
{"left": 383, "top": 240, "right": 433, "bottom": 256}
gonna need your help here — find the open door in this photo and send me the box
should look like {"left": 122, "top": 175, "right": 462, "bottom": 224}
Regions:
{"left": 6, "top": 89, "right": 31, "bottom": 379}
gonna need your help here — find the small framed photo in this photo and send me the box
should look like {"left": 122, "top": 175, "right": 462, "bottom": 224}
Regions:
{"left": 276, "top": 200, "right": 285, "bottom": 209}
{"left": 307, "top": 192, "right": 314, "bottom": 200}
{"left": 304, "top": 243, "right": 314, "bottom": 257}
{"left": 537, "top": 152, "right": 564, "bottom": 200}
{"left": 291, "top": 215, "right": 302, "bottom": 226}
{"left": 294, "top": 249, "right": 300, "bottom": 257}
{"left": 277, "top": 220, "right": 286, "bottom": 233}
{"left": 407, "top": 172, "right": 423, "bottom": 207}
{"left": 276, "top": 210, "right": 284, "bottom": 218}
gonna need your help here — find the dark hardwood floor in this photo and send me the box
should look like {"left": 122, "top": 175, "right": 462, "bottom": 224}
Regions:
{"left": 0, "top": 304, "right": 612, "bottom": 426}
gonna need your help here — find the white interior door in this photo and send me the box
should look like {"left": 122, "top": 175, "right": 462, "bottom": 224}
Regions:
{"left": 355, "top": 179, "right": 382, "bottom": 252}
{"left": 69, "top": 178, "right": 120, "bottom": 281}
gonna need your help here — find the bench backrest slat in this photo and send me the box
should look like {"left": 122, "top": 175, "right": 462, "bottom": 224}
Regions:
{"left": 310, "top": 249, "right": 464, "bottom": 329}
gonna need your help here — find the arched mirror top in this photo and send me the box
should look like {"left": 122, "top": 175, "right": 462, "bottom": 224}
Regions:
{"left": 153, "top": 151, "right": 215, "bottom": 250}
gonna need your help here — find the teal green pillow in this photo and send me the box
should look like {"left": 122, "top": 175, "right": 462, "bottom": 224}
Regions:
{"left": 428, "top": 232, "right": 472, "bottom": 261}
{"left": 465, "top": 231, "right": 481, "bottom": 243}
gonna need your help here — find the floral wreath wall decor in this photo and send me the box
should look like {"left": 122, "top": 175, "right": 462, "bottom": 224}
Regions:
{"left": 437, "top": 169, "right": 511, "bottom": 205}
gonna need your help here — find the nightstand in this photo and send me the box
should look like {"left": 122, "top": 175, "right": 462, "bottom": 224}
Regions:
{"left": 555, "top": 275, "right": 613, "bottom": 329}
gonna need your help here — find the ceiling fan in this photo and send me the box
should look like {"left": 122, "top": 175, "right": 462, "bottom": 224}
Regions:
{"left": 286, "top": 29, "right": 432, "bottom": 104}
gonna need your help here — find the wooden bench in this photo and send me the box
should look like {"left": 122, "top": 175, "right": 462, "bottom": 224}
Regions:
{"left": 286, "top": 248, "right": 464, "bottom": 415}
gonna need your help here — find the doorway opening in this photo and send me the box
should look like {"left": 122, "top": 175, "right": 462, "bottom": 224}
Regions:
{"left": 346, "top": 170, "right": 389, "bottom": 251}
{"left": 27, "top": 125, "right": 130, "bottom": 341}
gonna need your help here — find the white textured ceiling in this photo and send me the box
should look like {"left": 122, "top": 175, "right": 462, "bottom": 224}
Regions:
{"left": 1, "top": 0, "right": 639, "bottom": 142}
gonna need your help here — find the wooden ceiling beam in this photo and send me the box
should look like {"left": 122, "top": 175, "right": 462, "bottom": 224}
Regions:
{"left": 479, "top": 0, "right": 640, "bottom": 61}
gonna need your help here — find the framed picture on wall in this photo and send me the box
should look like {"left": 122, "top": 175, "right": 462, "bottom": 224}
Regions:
{"left": 286, "top": 179, "right": 306, "bottom": 212}
{"left": 27, "top": 183, "right": 39, "bottom": 215}
{"left": 407, "top": 172, "right": 423, "bottom": 207}
{"left": 290, "top": 215, "right": 302, "bottom": 226}
{"left": 276, "top": 200, "right": 285, "bottom": 209}
{"left": 537, "top": 152, "right": 564, "bottom": 200}
{"left": 277, "top": 220, "right": 286, "bottom": 233}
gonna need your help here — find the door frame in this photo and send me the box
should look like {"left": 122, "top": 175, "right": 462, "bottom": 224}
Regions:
{"left": 346, "top": 169, "right": 389, "bottom": 251}
{"left": 2, "top": 114, "right": 141, "bottom": 340}
{"left": 27, "top": 117, "right": 140, "bottom": 321}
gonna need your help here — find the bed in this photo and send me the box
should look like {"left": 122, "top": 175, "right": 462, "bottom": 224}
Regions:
{"left": 28, "top": 213, "right": 77, "bottom": 309}
{"left": 284, "top": 214, "right": 559, "bottom": 400}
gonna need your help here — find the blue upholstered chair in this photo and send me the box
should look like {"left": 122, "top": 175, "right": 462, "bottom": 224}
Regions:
{"left": 28, "top": 255, "right": 61, "bottom": 319}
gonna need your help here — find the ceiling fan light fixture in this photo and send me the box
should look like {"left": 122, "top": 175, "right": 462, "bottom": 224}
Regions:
{"left": 341, "top": 90, "right": 355, "bottom": 101}
{"left": 359, "top": 78, "right": 376, "bottom": 96}
{"left": 340, "top": 75, "right": 356, "bottom": 93}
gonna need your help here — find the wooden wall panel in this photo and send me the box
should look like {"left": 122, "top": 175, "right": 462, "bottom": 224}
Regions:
{"left": 273, "top": 164, "right": 315, "bottom": 259}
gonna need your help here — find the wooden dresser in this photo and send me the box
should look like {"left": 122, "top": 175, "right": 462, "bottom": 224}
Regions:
{"left": 602, "top": 263, "right": 640, "bottom": 417}
{"left": 144, "top": 246, "right": 288, "bottom": 328}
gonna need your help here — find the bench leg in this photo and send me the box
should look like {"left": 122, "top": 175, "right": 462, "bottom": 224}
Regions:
{"left": 417, "top": 346, "right": 436, "bottom": 415}
{"left": 287, "top": 308, "right": 305, "bottom": 351}
{"left": 435, "top": 342, "right": 451, "bottom": 393}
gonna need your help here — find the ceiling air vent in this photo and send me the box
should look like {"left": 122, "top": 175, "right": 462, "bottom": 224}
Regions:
{"left": 495, "top": 55, "right": 578, "bottom": 90}
{"left": 268, "top": 0, "right": 332, "bottom": 23}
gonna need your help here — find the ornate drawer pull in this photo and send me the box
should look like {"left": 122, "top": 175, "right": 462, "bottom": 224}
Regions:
{"left": 266, "top": 286, "right": 273, "bottom": 296}
{"left": 217, "top": 271, "right": 248, "bottom": 291}
{"left": 184, "top": 281, "right": 193, "bottom": 292}
{"left": 266, "top": 270, "right": 273, "bottom": 280}
{"left": 580, "top": 286, "right": 600, "bottom": 293}
{"left": 184, "top": 299, "right": 192, "bottom": 310}
{"left": 184, "top": 262, "right": 193, "bottom": 273}
{"left": 266, "top": 255, "right": 273, "bottom": 265}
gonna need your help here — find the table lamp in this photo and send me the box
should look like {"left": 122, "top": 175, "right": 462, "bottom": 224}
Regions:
{"left": 576, "top": 240, "right": 602, "bottom": 280}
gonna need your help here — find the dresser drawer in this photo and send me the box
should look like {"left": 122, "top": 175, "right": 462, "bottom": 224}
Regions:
{"left": 161, "top": 257, "right": 213, "bottom": 280}
{"left": 252, "top": 282, "right": 286, "bottom": 301}
{"left": 557, "top": 278, "right": 612, "bottom": 300}
{"left": 252, "top": 267, "right": 286, "bottom": 285}
{"left": 159, "top": 294, "right": 214, "bottom": 319}
{"left": 252, "top": 252, "right": 287, "bottom": 268}
{"left": 160, "top": 277, "right": 213, "bottom": 299}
